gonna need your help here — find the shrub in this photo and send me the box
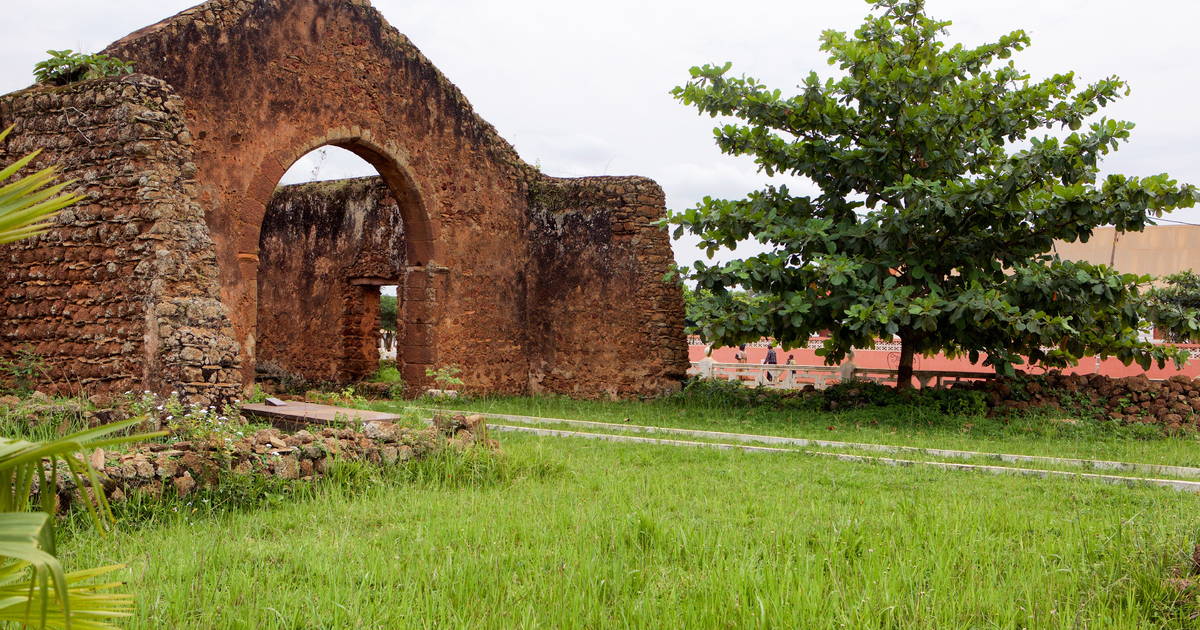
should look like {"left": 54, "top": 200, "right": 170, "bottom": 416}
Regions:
{"left": 822, "top": 380, "right": 901, "bottom": 410}
{"left": 670, "top": 377, "right": 820, "bottom": 410}
{"left": 426, "top": 365, "right": 463, "bottom": 390}
{"left": 915, "top": 388, "right": 987, "bottom": 417}
{"left": 373, "top": 362, "right": 403, "bottom": 383}
{"left": 0, "top": 345, "right": 45, "bottom": 394}
{"left": 34, "top": 50, "right": 134, "bottom": 85}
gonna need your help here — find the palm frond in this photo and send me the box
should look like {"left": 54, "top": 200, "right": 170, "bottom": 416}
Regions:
{"left": 0, "top": 126, "right": 82, "bottom": 245}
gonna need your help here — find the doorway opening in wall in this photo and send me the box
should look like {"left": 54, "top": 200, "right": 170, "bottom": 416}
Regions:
{"left": 254, "top": 145, "right": 413, "bottom": 395}
{"left": 377, "top": 285, "right": 401, "bottom": 383}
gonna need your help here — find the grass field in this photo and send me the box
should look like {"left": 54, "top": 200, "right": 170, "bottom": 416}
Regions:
{"left": 61, "top": 426, "right": 1200, "bottom": 629}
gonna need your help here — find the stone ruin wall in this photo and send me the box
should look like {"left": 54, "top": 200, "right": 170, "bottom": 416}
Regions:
{"left": 0, "top": 75, "right": 240, "bottom": 405}
{"left": 527, "top": 176, "right": 689, "bottom": 397}
{"left": 257, "top": 178, "right": 406, "bottom": 383}
{"left": 258, "top": 174, "right": 690, "bottom": 398}
{"left": 0, "top": 0, "right": 689, "bottom": 402}
{"left": 101, "top": 0, "right": 541, "bottom": 395}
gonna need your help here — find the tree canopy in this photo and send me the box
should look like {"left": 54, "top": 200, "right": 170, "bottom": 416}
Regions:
{"left": 379, "top": 294, "right": 397, "bottom": 332}
{"left": 1144, "top": 271, "right": 1200, "bottom": 343}
{"left": 669, "top": 0, "right": 1198, "bottom": 387}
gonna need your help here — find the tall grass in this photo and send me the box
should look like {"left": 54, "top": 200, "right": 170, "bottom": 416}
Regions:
{"left": 58, "top": 433, "right": 1200, "bottom": 629}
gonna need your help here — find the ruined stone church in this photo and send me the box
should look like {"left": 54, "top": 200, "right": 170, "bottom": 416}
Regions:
{"left": 0, "top": 0, "right": 687, "bottom": 404}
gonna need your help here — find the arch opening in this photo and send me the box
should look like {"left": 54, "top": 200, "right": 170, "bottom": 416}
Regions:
{"left": 253, "top": 144, "right": 434, "bottom": 391}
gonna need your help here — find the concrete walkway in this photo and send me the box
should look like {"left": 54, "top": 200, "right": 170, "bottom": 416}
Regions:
{"left": 421, "top": 407, "right": 1200, "bottom": 493}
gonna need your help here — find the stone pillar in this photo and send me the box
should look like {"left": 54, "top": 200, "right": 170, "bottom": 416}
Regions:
{"left": 398, "top": 264, "right": 448, "bottom": 389}
{"left": 341, "top": 282, "right": 382, "bottom": 381}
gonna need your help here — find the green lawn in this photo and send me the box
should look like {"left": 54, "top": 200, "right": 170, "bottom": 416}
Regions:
{"left": 401, "top": 395, "right": 1200, "bottom": 468}
{"left": 62, "top": 430, "right": 1200, "bottom": 629}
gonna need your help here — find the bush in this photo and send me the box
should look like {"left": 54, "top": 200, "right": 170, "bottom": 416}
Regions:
{"left": 674, "top": 377, "right": 988, "bottom": 418}
{"left": 373, "top": 362, "right": 403, "bottom": 383}
{"left": 0, "top": 345, "right": 45, "bottom": 394}
{"left": 670, "top": 377, "right": 819, "bottom": 410}
{"left": 915, "top": 388, "right": 987, "bottom": 417}
{"left": 822, "top": 380, "right": 901, "bottom": 410}
{"left": 34, "top": 50, "right": 134, "bottom": 85}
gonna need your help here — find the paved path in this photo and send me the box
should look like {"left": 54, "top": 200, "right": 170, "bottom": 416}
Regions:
{"left": 420, "top": 407, "right": 1200, "bottom": 479}
{"left": 242, "top": 402, "right": 401, "bottom": 429}
{"left": 421, "top": 407, "right": 1200, "bottom": 493}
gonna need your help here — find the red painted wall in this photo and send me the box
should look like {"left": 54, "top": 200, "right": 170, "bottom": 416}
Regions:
{"left": 689, "top": 338, "right": 1200, "bottom": 380}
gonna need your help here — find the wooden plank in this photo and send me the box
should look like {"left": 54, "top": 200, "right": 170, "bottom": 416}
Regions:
{"left": 241, "top": 402, "right": 401, "bottom": 429}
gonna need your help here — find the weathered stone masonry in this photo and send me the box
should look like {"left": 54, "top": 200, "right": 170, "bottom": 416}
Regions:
{"left": 0, "top": 0, "right": 687, "bottom": 401}
{"left": 0, "top": 76, "right": 241, "bottom": 405}
{"left": 257, "top": 178, "right": 406, "bottom": 383}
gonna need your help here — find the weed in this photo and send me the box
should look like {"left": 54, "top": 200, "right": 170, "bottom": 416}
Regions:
{"left": 0, "top": 345, "right": 46, "bottom": 393}
{"left": 425, "top": 364, "right": 464, "bottom": 390}
{"left": 34, "top": 50, "right": 134, "bottom": 85}
{"left": 306, "top": 386, "right": 366, "bottom": 407}
{"left": 124, "top": 391, "right": 246, "bottom": 441}
{"left": 373, "top": 360, "right": 402, "bottom": 382}
{"left": 245, "top": 384, "right": 268, "bottom": 404}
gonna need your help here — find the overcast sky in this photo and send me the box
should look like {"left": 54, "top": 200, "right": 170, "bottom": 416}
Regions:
{"left": 4, "top": 0, "right": 1199, "bottom": 267}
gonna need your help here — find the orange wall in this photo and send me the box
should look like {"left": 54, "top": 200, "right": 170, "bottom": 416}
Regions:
{"left": 689, "top": 339, "right": 1200, "bottom": 379}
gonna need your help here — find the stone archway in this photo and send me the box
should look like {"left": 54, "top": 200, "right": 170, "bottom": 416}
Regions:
{"left": 103, "top": 0, "right": 517, "bottom": 391}
{"left": 254, "top": 143, "right": 439, "bottom": 386}
{"left": 251, "top": 136, "right": 438, "bottom": 387}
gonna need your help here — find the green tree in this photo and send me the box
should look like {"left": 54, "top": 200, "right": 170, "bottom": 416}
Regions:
{"left": 1144, "top": 271, "right": 1200, "bottom": 343}
{"left": 669, "top": 0, "right": 1197, "bottom": 388}
{"left": 379, "top": 294, "right": 397, "bottom": 332}
{"left": 681, "top": 284, "right": 769, "bottom": 336}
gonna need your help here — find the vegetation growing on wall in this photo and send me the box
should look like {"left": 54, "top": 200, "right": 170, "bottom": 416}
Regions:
{"left": 33, "top": 50, "right": 133, "bottom": 86}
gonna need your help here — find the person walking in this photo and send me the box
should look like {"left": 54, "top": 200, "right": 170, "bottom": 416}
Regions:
{"left": 762, "top": 342, "right": 778, "bottom": 382}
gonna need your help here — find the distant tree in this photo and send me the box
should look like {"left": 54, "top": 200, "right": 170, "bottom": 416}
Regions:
{"left": 1144, "top": 271, "right": 1200, "bottom": 343}
{"left": 669, "top": 0, "right": 1197, "bottom": 388}
{"left": 379, "top": 294, "right": 397, "bottom": 332}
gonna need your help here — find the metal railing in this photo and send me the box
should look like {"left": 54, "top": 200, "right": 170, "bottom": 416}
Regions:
{"left": 688, "top": 360, "right": 993, "bottom": 390}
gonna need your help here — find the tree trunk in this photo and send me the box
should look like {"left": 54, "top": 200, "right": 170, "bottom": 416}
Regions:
{"left": 896, "top": 334, "right": 915, "bottom": 391}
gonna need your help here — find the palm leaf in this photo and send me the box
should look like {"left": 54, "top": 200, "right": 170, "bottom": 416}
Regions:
{"left": 0, "top": 125, "right": 153, "bottom": 628}
{"left": 0, "top": 126, "right": 82, "bottom": 245}
{"left": 0, "top": 420, "right": 161, "bottom": 629}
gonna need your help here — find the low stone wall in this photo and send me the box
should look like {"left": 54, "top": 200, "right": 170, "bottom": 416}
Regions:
{"left": 60, "top": 414, "right": 492, "bottom": 505}
{"left": 965, "top": 373, "right": 1200, "bottom": 430}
